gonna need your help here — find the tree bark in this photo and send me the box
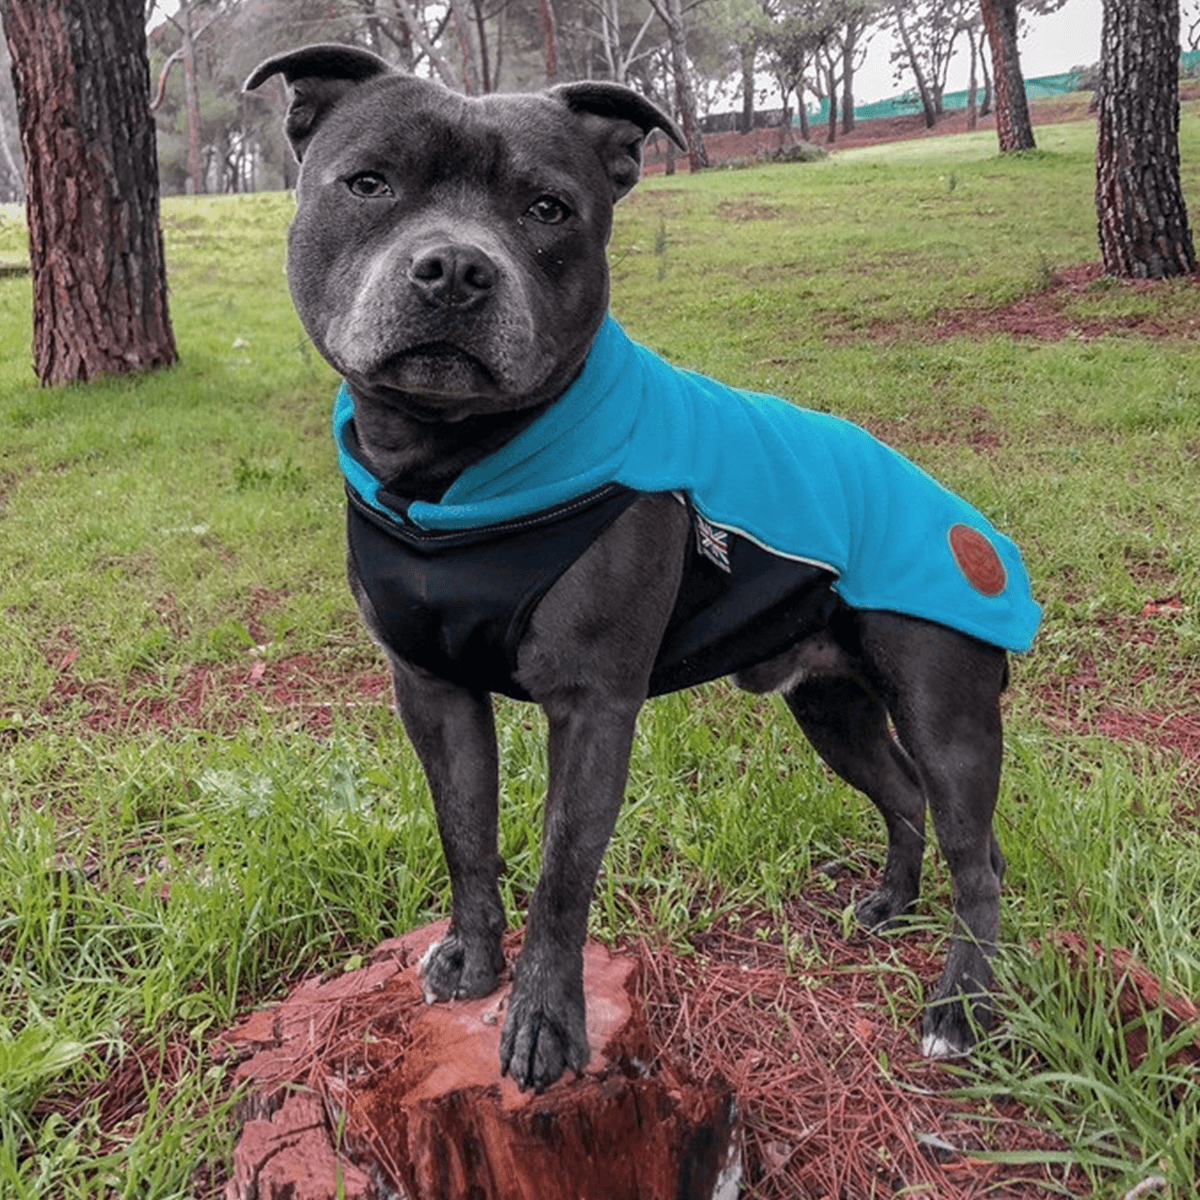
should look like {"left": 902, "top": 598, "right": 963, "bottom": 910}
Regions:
{"left": 176, "top": 0, "right": 204, "bottom": 193}
{"left": 978, "top": 27, "right": 992, "bottom": 115}
{"left": 1, "top": 0, "right": 177, "bottom": 385}
{"left": 893, "top": 5, "right": 936, "bottom": 128}
{"left": 966, "top": 22, "right": 978, "bottom": 131}
{"left": 538, "top": 0, "right": 558, "bottom": 84}
{"left": 979, "top": 0, "right": 1035, "bottom": 151}
{"left": 471, "top": 0, "right": 492, "bottom": 93}
{"left": 0, "top": 91, "right": 22, "bottom": 200}
{"left": 740, "top": 41, "right": 756, "bottom": 134}
{"left": 654, "top": 0, "right": 708, "bottom": 170}
{"left": 824, "top": 55, "right": 838, "bottom": 143}
{"left": 840, "top": 25, "right": 859, "bottom": 135}
{"left": 1096, "top": 0, "right": 1196, "bottom": 278}
{"left": 392, "top": 0, "right": 459, "bottom": 90}
{"left": 448, "top": 0, "right": 478, "bottom": 94}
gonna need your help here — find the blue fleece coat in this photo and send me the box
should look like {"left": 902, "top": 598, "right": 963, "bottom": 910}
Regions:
{"left": 336, "top": 315, "right": 1040, "bottom": 654}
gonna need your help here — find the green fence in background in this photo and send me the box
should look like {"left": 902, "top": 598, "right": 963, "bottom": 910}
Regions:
{"left": 805, "top": 51, "right": 1200, "bottom": 125}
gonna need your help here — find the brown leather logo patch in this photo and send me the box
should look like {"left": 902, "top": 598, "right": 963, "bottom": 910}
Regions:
{"left": 949, "top": 524, "right": 1007, "bottom": 596}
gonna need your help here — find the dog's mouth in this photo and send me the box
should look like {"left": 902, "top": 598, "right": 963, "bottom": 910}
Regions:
{"left": 372, "top": 343, "right": 500, "bottom": 414}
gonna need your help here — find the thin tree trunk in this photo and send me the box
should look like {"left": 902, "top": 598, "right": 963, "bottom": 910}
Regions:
{"left": 825, "top": 58, "right": 838, "bottom": 143}
{"left": 0, "top": 93, "right": 22, "bottom": 198}
{"left": 178, "top": 0, "right": 203, "bottom": 193}
{"left": 840, "top": 30, "right": 857, "bottom": 134}
{"left": 448, "top": 0, "right": 478, "bottom": 94}
{"left": 472, "top": 0, "right": 491, "bottom": 93}
{"left": 599, "top": 0, "right": 617, "bottom": 79}
{"left": 654, "top": 0, "right": 708, "bottom": 170}
{"left": 492, "top": 0, "right": 505, "bottom": 86}
{"left": 1, "top": 0, "right": 177, "bottom": 384}
{"left": 392, "top": 0, "right": 458, "bottom": 89}
{"left": 966, "top": 29, "right": 978, "bottom": 130}
{"left": 979, "top": 29, "right": 992, "bottom": 115}
{"left": 795, "top": 93, "right": 809, "bottom": 141}
{"left": 538, "top": 0, "right": 557, "bottom": 84}
{"left": 1096, "top": 0, "right": 1196, "bottom": 277}
{"left": 980, "top": 0, "right": 1035, "bottom": 150}
{"left": 740, "top": 42, "right": 755, "bottom": 134}
{"left": 894, "top": 6, "right": 936, "bottom": 128}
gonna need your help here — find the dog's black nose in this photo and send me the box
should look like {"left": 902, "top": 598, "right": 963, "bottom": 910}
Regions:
{"left": 408, "top": 244, "right": 497, "bottom": 309}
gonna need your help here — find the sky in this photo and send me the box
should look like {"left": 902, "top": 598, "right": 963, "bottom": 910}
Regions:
{"left": 852, "top": 0, "right": 1104, "bottom": 105}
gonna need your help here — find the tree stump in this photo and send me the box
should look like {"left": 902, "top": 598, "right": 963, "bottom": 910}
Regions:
{"left": 220, "top": 921, "right": 741, "bottom": 1200}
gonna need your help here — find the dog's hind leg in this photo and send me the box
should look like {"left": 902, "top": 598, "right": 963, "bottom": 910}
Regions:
{"left": 856, "top": 611, "right": 1008, "bottom": 1056}
{"left": 781, "top": 670, "right": 928, "bottom": 932}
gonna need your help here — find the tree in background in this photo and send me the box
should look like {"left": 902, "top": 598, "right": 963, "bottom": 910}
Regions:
{"left": 0, "top": 0, "right": 177, "bottom": 385}
{"left": 151, "top": 0, "right": 222, "bottom": 194}
{"left": 689, "top": 0, "right": 763, "bottom": 132}
{"left": 979, "top": 0, "right": 1034, "bottom": 149}
{"left": 832, "top": 0, "right": 883, "bottom": 134}
{"left": 0, "top": 35, "right": 22, "bottom": 202}
{"left": 1185, "top": 0, "right": 1200, "bottom": 50}
{"left": 538, "top": 0, "right": 558, "bottom": 82}
{"left": 590, "top": 0, "right": 668, "bottom": 88}
{"left": 889, "top": 0, "right": 974, "bottom": 127}
{"left": 1096, "top": 0, "right": 1196, "bottom": 277}
{"left": 889, "top": 1, "right": 936, "bottom": 126}
{"left": 649, "top": 0, "right": 709, "bottom": 169}
{"left": 813, "top": 0, "right": 883, "bottom": 141}
{"left": 758, "top": 0, "right": 832, "bottom": 141}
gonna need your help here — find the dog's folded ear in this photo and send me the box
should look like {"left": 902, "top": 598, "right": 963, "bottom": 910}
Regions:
{"left": 244, "top": 44, "right": 393, "bottom": 160}
{"left": 551, "top": 82, "right": 687, "bottom": 200}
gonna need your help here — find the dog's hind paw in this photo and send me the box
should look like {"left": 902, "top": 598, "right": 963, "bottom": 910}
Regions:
{"left": 855, "top": 884, "right": 916, "bottom": 933}
{"left": 921, "top": 989, "right": 991, "bottom": 1059}
{"left": 921, "top": 1032, "right": 971, "bottom": 1058}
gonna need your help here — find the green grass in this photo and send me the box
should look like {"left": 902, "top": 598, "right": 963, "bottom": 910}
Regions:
{"left": 2, "top": 100, "right": 1199, "bottom": 1195}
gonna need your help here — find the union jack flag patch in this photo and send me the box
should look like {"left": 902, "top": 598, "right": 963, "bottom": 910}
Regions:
{"left": 694, "top": 512, "right": 732, "bottom": 573}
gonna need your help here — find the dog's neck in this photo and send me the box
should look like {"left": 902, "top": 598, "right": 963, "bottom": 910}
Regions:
{"left": 350, "top": 393, "right": 559, "bottom": 504}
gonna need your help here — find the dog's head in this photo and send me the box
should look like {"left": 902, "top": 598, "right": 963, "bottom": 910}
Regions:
{"left": 245, "top": 47, "right": 682, "bottom": 423}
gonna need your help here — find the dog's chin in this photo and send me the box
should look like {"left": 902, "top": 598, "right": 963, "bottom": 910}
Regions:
{"left": 371, "top": 345, "right": 507, "bottom": 421}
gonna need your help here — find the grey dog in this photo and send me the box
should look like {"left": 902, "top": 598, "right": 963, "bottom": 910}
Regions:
{"left": 246, "top": 46, "right": 1039, "bottom": 1094}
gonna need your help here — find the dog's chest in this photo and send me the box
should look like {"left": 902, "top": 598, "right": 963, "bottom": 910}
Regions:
{"left": 346, "top": 483, "right": 837, "bottom": 700}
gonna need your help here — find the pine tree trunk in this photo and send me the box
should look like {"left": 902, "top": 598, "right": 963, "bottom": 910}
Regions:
{"left": 538, "top": 0, "right": 558, "bottom": 84}
{"left": 894, "top": 6, "right": 937, "bottom": 128}
{"left": 979, "top": 29, "right": 993, "bottom": 116}
{"left": 966, "top": 30, "right": 979, "bottom": 131}
{"left": 1096, "top": 0, "right": 1196, "bottom": 278}
{"left": 740, "top": 42, "right": 755, "bottom": 134}
{"left": 840, "top": 28, "right": 858, "bottom": 135}
{"left": 825, "top": 59, "right": 838, "bottom": 144}
{"left": 178, "top": 0, "right": 204, "bottom": 194}
{"left": 1, "top": 0, "right": 177, "bottom": 385}
{"left": 448, "top": 0, "right": 478, "bottom": 95}
{"left": 980, "top": 0, "right": 1035, "bottom": 151}
{"left": 662, "top": 0, "right": 708, "bottom": 171}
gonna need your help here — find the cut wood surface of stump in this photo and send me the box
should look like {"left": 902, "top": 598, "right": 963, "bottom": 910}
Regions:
{"left": 219, "top": 921, "right": 741, "bottom": 1200}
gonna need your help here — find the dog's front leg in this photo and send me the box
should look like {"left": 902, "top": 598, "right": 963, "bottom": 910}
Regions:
{"left": 390, "top": 658, "right": 507, "bottom": 1000}
{"left": 500, "top": 492, "right": 689, "bottom": 1091}
{"left": 499, "top": 691, "right": 643, "bottom": 1091}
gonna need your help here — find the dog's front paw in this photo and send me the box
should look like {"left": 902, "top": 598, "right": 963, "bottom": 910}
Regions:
{"left": 499, "top": 959, "right": 588, "bottom": 1093}
{"left": 420, "top": 928, "right": 505, "bottom": 1002}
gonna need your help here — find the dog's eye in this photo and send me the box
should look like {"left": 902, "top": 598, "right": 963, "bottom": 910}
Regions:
{"left": 526, "top": 195, "right": 571, "bottom": 225}
{"left": 346, "top": 172, "right": 393, "bottom": 199}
